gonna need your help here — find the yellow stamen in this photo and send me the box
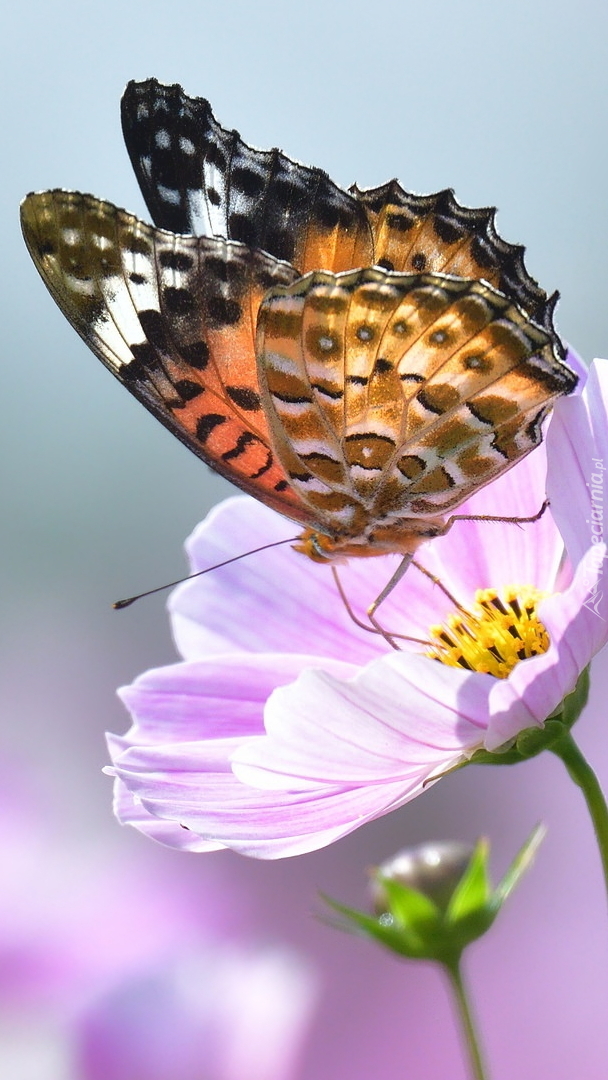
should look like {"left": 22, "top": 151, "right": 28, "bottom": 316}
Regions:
{"left": 427, "top": 586, "right": 550, "bottom": 679}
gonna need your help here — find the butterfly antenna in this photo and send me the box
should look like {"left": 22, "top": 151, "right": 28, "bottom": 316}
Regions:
{"left": 113, "top": 536, "right": 300, "bottom": 610}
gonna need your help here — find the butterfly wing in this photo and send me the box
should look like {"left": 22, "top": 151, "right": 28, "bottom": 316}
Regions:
{"left": 121, "top": 79, "right": 373, "bottom": 273}
{"left": 255, "top": 266, "right": 577, "bottom": 542}
{"left": 20, "top": 189, "right": 315, "bottom": 524}
{"left": 351, "top": 181, "right": 558, "bottom": 333}
{"left": 122, "top": 80, "right": 558, "bottom": 341}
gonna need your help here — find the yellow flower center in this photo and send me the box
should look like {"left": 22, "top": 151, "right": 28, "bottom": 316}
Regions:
{"left": 427, "top": 586, "right": 551, "bottom": 679}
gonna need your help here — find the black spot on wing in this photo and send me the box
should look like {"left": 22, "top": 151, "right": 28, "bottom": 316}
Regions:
{"left": 128, "top": 341, "right": 158, "bottom": 368}
{"left": 138, "top": 309, "right": 169, "bottom": 351}
{"left": 159, "top": 250, "right": 194, "bottom": 272}
{"left": 373, "top": 357, "right": 392, "bottom": 374}
{"left": 178, "top": 340, "right": 209, "bottom": 369}
{"left": 163, "top": 287, "right": 196, "bottom": 316}
{"left": 226, "top": 385, "right": 262, "bottom": 411}
{"left": 221, "top": 432, "right": 274, "bottom": 479}
{"left": 206, "top": 296, "right": 242, "bottom": 326}
{"left": 311, "top": 383, "right": 344, "bottom": 400}
{"left": 432, "top": 213, "right": 469, "bottom": 244}
{"left": 174, "top": 379, "right": 204, "bottom": 401}
{"left": 196, "top": 413, "right": 226, "bottom": 442}
{"left": 231, "top": 167, "right": 266, "bottom": 198}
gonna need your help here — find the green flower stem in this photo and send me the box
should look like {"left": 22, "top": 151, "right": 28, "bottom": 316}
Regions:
{"left": 444, "top": 959, "right": 489, "bottom": 1080}
{"left": 550, "top": 732, "right": 608, "bottom": 908}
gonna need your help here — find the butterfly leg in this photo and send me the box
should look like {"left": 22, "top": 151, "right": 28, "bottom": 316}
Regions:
{"left": 332, "top": 566, "right": 379, "bottom": 636}
{"left": 332, "top": 566, "right": 430, "bottom": 645}
{"left": 410, "top": 560, "right": 470, "bottom": 613}
{"left": 366, "top": 553, "right": 416, "bottom": 650}
{"left": 443, "top": 499, "right": 549, "bottom": 534}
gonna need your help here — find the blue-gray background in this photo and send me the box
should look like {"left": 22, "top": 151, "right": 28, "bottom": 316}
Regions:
{"left": 2, "top": 2, "right": 608, "bottom": 1077}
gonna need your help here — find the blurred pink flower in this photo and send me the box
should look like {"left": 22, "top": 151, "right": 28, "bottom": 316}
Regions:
{"left": 0, "top": 768, "right": 207, "bottom": 1014}
{"left": 0, "top": 765, "right": 316, "bottom": 1079}
{"left": 77, "top": 948, "right": 316, "bottom": 1080}
{"left": 108, "top": 361, "right": 608, "bottom": 859}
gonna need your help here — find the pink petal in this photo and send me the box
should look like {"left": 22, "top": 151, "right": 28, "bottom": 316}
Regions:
{"left": 111, "top": 775, "right": 223, "bottom": 853}
{"left": 114, "top": 758, "right": 402, "bottom": 858}
{"left": 234, "top": 652, "right": 489, "bottom": 789}
{"left": 110, "top": 653, "right": 358, "bottom": 857}
{"left": 547, "top": 358, "right": 608, "bottom": 566}
{"left": 117, "top": 654, "right": 355, "bottom": 743}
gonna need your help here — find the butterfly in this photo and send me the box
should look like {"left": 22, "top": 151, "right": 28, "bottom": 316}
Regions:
{"left": 21, "top": 78, "right": 577, "bottom": 608}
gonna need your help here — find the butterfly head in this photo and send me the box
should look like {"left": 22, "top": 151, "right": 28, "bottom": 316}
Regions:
{"left": 293, "top": 519, "right": 449, "bottom": 563}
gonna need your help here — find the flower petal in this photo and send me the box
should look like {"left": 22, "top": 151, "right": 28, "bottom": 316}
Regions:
{"left": 234, "top": 652, "right": 489, "bottom": 790}
{"left": 117, "top": 652, "right": 357, "bottom": 743}
{"left": 113, "top": 754, "right": 401, "bottom": 859}
{"left": 110, "top": 653, "right": 358, "bottom": 857}
{"left": 547, "top": 358, "right": 608, "bottom": 566}
{"left": 111, "top": 773, "right": 223, "bottom": 853}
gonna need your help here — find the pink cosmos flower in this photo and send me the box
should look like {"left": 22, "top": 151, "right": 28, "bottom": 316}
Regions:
{"left": 108, "top": 359, "right": 608, "bottom": 860}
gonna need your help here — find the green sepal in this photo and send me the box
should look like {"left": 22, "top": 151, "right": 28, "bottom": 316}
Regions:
{"left": 491, "top": 824, "right": 546, "bottom": 911}
{"left": 469, "top": 666, "right": 590, "bottom": 766}
{"left": 379, "top": 876, "right": 439, "bottom": 930}
{"left": 446, "top": 839, "right": 492, "bottom": 922}
{"left": 320, "top": 894, "right": 434, "bottom": 959}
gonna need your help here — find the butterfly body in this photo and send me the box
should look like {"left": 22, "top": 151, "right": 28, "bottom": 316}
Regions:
{"left": 21, "top": 80, "right": 578, "bottom": 578}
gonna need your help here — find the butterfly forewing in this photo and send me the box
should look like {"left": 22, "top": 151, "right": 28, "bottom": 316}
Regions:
{"left": 256, "top": 267, "right": 576, "bottom": 540}
{"left": 21, "top": 189, "right": 318, "bottom": 523}
{"left": 121, "top": 79, "right": 373, "bottom": 274}
{"left": 121, "top": 80, "right": 558, "bottom": 347}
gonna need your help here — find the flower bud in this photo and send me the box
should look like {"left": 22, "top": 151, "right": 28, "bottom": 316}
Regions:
{"left": 370, "top": 841, "right": 475, "bottom": 916}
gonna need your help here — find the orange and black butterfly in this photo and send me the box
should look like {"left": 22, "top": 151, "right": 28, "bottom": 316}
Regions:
{"left": 21, "top": 78, "right": 577, "bottom": 583}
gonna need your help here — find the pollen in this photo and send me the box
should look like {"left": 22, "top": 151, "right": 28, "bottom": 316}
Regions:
{"left": 427, "top": 586, "right": 550, "bottom": 679}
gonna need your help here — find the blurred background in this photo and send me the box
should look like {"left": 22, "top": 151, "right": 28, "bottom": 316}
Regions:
{"left": 2, "top": 1, "right": 608, "bottom": 1076}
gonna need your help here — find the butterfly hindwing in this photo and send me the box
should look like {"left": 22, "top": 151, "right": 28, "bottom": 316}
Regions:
{"left": 20, "top": 189, "right": 316, "bottom": 523}
{"left": 121, "top": 79, "right": 373, "bottom": 274}
{"left": 256, "top": 267, "right": 576, "bottom": 537}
